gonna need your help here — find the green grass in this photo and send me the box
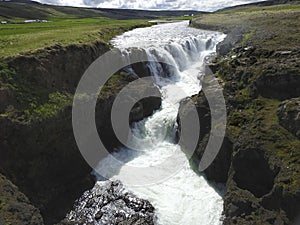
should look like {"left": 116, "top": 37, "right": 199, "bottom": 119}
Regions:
{"left": 0, "top": 18, "right": 149, "bottom": 57}
{"left": 228, "top": 4, "right": 300, "bottom": 13}
{"left": 23, "top": 92, "right": 72, "bottom": 123}
{"left": 220, "top": 3, "right": 300, "bottom": 14}
{"left": 241, "top": 29, "right": 256, "bottom": 46}
{"left": 174, "top": 16, "right": 195, "bottom": 20}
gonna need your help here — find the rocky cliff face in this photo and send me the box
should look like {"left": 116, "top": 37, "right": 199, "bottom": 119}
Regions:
{"left": 180, "top": 4, "right": 300, "bottom": 225}
{"left": 7, "top": 42, "right": 110, "bottom": 93}
{"left": 178, "top": 46, "right": 300, "bottom": 225}
{"left": 0, "top": 41, "right": 161, "bottom": 224}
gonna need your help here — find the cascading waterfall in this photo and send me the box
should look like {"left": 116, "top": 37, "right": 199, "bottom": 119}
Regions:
{"left": 95, "top": 21, "right": 226, "bottom": 225}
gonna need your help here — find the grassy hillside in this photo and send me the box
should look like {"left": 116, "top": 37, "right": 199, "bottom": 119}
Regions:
{"left": 0, "top": 0, "right": 202, "bottom": 20}
{"left": 192, "top": 2, "right": 300, "bottom": 50}
{"left": 217, "top": 0, "right": 300, "bottom": 11}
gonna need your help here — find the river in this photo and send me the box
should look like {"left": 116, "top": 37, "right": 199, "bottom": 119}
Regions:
{"left": 95, "top": 21, "right": 226, "bottom": 225}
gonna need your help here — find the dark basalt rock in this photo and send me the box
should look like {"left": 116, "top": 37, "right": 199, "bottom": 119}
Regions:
{"left": 96, "top": 77, "right": 161, "bottom": 151}
{"left": 255, "top": 72, "right": 300, "bottom": 101}
{"left": 130, "top": 97, "right": 162, "bottom": 123}
{"left": 196, "top": 136, "right": 233, "bottom": 183}
{"left": 0, "top": 107, "right": 95, "bottom": 225}
{"left": 0, "top": 88, "right": 15, "bottom": 113}
{"left": 232, "top": 149, "right": 275, "bottom": 198}
{"left": 176, "top": 95, "right": 210, "bottom": 145}
{"left": 59, "top": 180, "right": 156, "bottom": 225}
{"left": 131, "top": 62, "right": 151, "bottom": 78}
{"left": 277, "top": 97, "right": 300, "bottom": 139}
{"left": 252, "top": 50, "right": 300, "bottom": 101}
{"left": 177, "top": 90, "right": 233, "bottom": 183}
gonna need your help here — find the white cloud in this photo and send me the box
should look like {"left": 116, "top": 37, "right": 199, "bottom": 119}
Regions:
{"left": 35, "top": 0, "right": 264, "bottom": 11}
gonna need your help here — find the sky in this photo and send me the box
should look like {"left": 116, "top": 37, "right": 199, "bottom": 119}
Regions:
{"left": 34, "top": 0, "right": 265, "bottom": 11}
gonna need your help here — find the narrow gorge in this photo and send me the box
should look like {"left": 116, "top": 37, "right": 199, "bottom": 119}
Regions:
{"left": 0, "top": 20, "right": 227, "bottom": 225}
{"left": 62, "top": 21, "right": 227, "bottom": 225}
{"left": 1, "top": 1, "right": 300, "bottom": 224}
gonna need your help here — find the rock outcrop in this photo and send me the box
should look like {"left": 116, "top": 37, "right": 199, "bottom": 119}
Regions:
{"left": 59, "top": 180, "right": 156, "bottom": 225}
{"left": 177, "top": 87, "right": 233, "bottom": 184}
{"left": 95, "top": 72, "right": 161, "bottom": 151}
{"left": 253, "top": 50, "right": 300, "bottom": 101}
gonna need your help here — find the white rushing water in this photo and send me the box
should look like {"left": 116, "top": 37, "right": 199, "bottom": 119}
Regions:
{"left": 95, "top": 21, "right": 226, "bottom": 225}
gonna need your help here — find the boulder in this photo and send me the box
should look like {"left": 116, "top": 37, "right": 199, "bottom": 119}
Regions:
{"left": 59, "top": 180, "right": 156, "bottom": 225}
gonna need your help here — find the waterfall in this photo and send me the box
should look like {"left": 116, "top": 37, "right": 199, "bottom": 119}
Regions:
{"left": 95, "top": 21, "right": 226, "bottom": 225}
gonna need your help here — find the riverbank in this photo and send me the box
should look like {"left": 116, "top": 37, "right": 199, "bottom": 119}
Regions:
{"left": 183, "top": 1, "right": 300, "bottom": 224}
{"left": 0, "top": 9, "right": 161, "bottom": 225}
{"left": 0, "top": 42, "right": 162, "bottom": 225}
